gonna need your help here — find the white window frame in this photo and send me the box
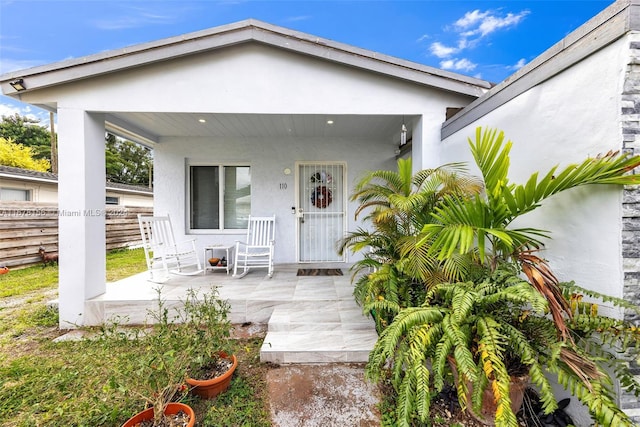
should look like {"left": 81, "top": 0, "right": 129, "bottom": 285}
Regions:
{"left": 187, "top": 163, "right": 251, "bottom": 234}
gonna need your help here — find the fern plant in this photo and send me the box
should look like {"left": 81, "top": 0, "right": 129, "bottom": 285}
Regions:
{"left": 366, "top": 264, "right": 640, "bottom": 427}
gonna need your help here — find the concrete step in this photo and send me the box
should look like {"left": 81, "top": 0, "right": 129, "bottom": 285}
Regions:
{"left": 260, "top": 305, "right": 378, "bottom": 364}
{"left": 260, "top": 330, "right": 377, "bottom": 364}
{"left": 267, "top": 304, "right": 374, "bottom": 332}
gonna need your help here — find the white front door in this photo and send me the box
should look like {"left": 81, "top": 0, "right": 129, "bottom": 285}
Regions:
{"left": 296, "top": 162, "right": 346, "bottom": 263}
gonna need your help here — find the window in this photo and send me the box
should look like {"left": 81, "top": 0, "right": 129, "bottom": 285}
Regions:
{"left": 105, "top": 196, "right": 119, "bottom": 205}
{"left": 0, "top": 187, "right": 31, "bottom": 201}
{"left": 189, "top": 165, "right": 251, "bottom": 230}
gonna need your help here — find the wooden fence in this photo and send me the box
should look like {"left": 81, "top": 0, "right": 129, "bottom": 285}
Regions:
{"left": 0, "top": 202, "right": 153, "bottom": 268}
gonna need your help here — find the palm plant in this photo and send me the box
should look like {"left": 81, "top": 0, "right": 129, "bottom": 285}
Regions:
{"left": 415, "top": 127, "right": 640, "bottom": 338}
{"left": 364, "top": 127, "right": 640, "bottom": 426}
{"left": 338, "top": 157, "right": 483, "bottom": 330}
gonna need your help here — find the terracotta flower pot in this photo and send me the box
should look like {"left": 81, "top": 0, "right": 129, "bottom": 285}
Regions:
{"left": 121, "top": 402, "right": 195, "bottom": 427}
{"left": 186, "top": 354, "right": 237, "bottom": 399}
{"left": 449, "top": 359, "right": 528, "bottom": 426}
{"left": 465, "top": 374, "right": 528, "bottom": 425}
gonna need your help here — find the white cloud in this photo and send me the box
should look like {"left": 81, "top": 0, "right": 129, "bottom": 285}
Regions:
{"left": 477, "top": 12, "right": 529, "bottom": 37}
{"left": 285, "top": 15, "right": 311, "bottom": 22}
{"left": 0, "top": 58, "right": 45, "bottom": 74}
{"left": 0, "top": 102, "right": 22, "bottom": 118}
{"left": 510, "top": 58, "right": 527, "bottom": 70}
{"left": 440, "top": 58, "right": 477, "bottom": 72}
{"left": 0, "top": 98, "right": 50, "bottom": 125}
{"left": 429, "top": 42, "right": 458, "bottom": 58}
{"left": 455, "top": 10, "right": 491, "bottom": 30}
{"left": 92, "top": 5, "right": 180, "bottom": 30}
{"left": 424, "top": 8, "right": 529, "bottom": 72}
{"left": 455, "top": 9, "right": 529, "bottom": 38}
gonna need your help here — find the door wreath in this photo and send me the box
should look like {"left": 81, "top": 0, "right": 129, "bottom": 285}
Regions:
{"left": 311, "top": 185, "right": 332, "bottom": 209}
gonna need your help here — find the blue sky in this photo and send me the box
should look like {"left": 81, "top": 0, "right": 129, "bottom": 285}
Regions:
{"left": 0, "top": 0, "right": 614, "bottom": 125}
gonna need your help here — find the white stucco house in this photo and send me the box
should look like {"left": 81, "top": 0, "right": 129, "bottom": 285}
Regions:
{"left": 0, "top": 17, "right": 493, "bottom": 328}
{"left": 2, "top": 0, "right": 640, "bottom": 421}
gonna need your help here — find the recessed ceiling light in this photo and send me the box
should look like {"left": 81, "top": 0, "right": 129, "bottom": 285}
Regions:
{"left": 198, "top": 119, "right": 206, "bottom": 123}
{"left": 326, "top": 120, "right": 334, "bottom": 125}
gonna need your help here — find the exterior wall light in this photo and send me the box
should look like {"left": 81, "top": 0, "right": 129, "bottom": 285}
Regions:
{"left": 10, "top": 79, "right": 26, "bottom": 91}
{"left": 400, "top": 123, "right": 407, "bottom": 146}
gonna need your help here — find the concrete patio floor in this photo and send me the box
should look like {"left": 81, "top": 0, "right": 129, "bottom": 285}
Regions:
{"left": 87, "top": 264, "right": 378, "bottom": 364}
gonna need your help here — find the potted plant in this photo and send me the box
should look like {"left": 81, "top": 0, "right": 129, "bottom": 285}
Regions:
{"left": 180, "top": 289, "right": 238, "bottom": 399}
{"left": 368, "top": 261, "right": 640, "bottom": 426}
{"left": 348, "top": 127, "right": 640, "bottom": 426}
{"left": 111, "top": 294, "right": 196, "bottom": 427}
{"left": 104, "top": 288, "right": 235, "bottom": 426}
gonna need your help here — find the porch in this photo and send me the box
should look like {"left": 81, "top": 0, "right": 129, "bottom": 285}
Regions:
{"left": 87, "top": 264, "right": 378, "bottom": 364}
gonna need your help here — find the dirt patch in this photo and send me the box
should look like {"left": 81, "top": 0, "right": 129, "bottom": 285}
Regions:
{"left": 266, "top": 364, "right": 380, "bottom": 427}
{"left": 230, "top": 321, "right": 268, "bottom": 339}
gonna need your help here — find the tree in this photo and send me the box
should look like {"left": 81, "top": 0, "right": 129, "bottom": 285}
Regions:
{"left": 0, "top": 114, "right": 52, "bottom": 162}
{"left": 0, "top": 137, "right": 51, "bottom": 171}
{"left": 105, "top": 133, "right": 152, "bottom": 186}
{"left": 0, "top": 115, "right": 152, "bottom": 185}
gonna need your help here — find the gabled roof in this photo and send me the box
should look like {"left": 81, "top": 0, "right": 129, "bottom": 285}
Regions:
{"left": 0, "top": 165, "right": 153, "bottom": 194}
{"left": 0, "top": 19, "right": 491, "bottom": 99}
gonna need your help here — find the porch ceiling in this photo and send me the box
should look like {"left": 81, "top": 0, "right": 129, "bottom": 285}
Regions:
{"left": 105, "top": 112, "right": 409, "bottom": 144}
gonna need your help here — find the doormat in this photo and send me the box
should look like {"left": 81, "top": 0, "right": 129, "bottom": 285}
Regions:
{"left": 296, "top": 268, "right": 343, "bottom": 276}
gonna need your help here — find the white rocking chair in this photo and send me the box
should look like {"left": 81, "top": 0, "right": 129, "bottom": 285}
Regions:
{"left": 137, "top": 214, "right": 203, "bottom": 283}
{"left": 233, "top": 215, "right": 276, "bottom": 278}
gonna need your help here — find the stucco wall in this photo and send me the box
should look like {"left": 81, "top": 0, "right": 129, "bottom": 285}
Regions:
{"left": 155, "top": 134, "right": 397, "bottom": 264}
{"left": 105, "top": 190, "right": 153, "bottom": 207}
{"left": 29, "top": 43, "right": 475, "bottom": 116}
{"left": 440, "top": 36, "right": 626, "bottom": 300}
{"left": 0, "top": 177, "right": 58, "bottom": 203}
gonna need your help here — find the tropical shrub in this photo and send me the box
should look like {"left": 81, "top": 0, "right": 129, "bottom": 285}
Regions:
{"left": 358, "top": 127, "right": 640, "bottom": 426}
{"left": 367, "top": 263, "right": 640, "bottom": 426}
{"left": 338, "top": 158, "right": 483, "bottom": 330}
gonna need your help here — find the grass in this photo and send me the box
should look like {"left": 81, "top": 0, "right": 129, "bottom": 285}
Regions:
{"left": 0, "top": 249, "right": 272, "bottom": 427}
{"left": 0, "top": 248, "right": 147, "bottom": 298}
{"left": 0, "top": 261, "right": 58, "bottom": 298}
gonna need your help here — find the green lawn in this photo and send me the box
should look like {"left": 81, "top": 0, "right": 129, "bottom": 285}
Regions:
{"left": 0, "top": 249, "right": 271, "bottom": 427}
{"left": 0, "top": 248, "right": 148, "bottom": 298}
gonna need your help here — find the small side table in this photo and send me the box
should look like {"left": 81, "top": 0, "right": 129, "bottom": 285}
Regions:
{"left": 203, "top": 245, "right": 235, "bottom": 275}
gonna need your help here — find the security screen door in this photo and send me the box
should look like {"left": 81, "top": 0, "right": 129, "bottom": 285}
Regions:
{"left": 296, "top": 163, "right": 346, "bottom": 262}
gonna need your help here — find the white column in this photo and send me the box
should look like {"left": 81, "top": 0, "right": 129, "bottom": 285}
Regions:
{"left": 415, "top": 114, "right": 445, "bottom": 170}
{"left": 411, "top": 116, "right": 425, "bottom": 172}
{"left": 57, "top": 108, "right": 106, "bottom": 328}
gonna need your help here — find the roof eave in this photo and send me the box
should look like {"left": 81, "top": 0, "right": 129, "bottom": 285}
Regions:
{"left": 0, "top": 172, "right": 57, "bottom": 184}
{"left": 1, "top": 19, "right": 490, "bottom": 99}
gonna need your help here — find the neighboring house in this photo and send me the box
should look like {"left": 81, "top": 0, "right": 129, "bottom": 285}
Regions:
{"left": 2, "top": 2, "right": 640, "bottom": 422}
{"left": 0, "top": 165, "right": 153, "bottom": 206}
